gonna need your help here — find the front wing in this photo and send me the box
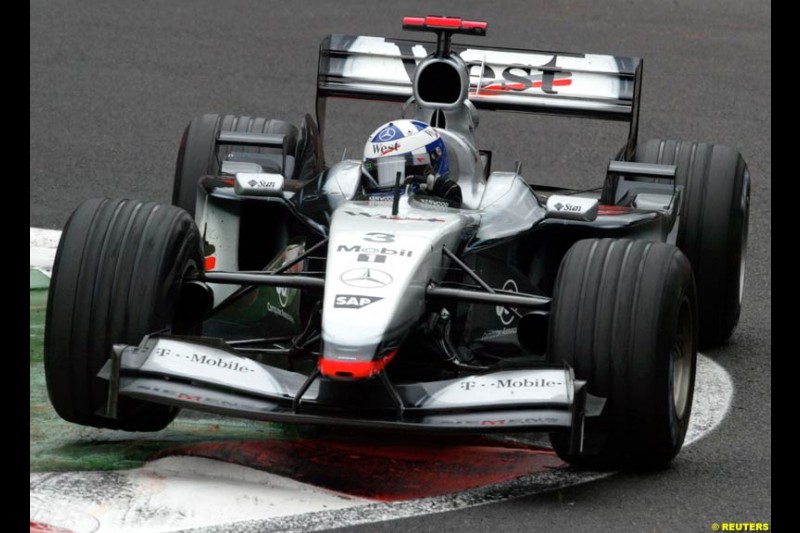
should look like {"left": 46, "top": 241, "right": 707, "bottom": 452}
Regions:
{"left": 99, "top": 336, "right": 599, "bottom": 448}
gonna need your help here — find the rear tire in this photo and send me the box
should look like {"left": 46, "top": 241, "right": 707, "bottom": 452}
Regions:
{"left": 173, "top": 114, "right": 299, "bottom": 216}
{"left": 548, "top": 239, "right": 698, "bottom": 469}
{"left": 634, "top": 139, "right": 750, "bottom": 348}
{"left": 44, "top": 198, "right": 203, "bottom": 431}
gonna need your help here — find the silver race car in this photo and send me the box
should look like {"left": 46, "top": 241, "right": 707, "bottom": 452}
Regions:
{"left": 44, "top": 16, "right": 749, "bottom": 469}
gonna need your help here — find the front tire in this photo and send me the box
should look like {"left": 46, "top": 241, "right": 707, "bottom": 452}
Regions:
{"left": 548, "top": 239, "right": 698, "bottom": 469}
{"left": 44, "top": 198, "right": 203, "bottom": 431}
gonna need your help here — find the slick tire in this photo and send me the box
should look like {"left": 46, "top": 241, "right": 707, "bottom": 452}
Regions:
{"left": 173, "top": 114, "right": 298, "bottom": 217}
{"left": 548, "top": 238, "right": 698, "bottom": 469}
{"left": 44, "top": 198, "right": 203, "bottom": 431}
{"left": 634, "top": 139, "right": 750, "bottom": 348}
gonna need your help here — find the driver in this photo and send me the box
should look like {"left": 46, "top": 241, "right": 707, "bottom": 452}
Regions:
{"left": 362, "top": 119, "right": 462, "bottom": 208}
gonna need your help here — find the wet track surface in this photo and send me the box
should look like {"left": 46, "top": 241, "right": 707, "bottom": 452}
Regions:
{"left": 30, "top": 1, "right": 770, "bottom": 531}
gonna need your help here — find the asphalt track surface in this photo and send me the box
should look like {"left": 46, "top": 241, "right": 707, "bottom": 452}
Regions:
{"left": 30, "top": 1, "right": 771, "bottom": 531}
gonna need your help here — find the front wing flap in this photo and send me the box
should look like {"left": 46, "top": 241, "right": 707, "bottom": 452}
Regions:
{"left": 100, "top": 336, "right": 597, "bottom": 440}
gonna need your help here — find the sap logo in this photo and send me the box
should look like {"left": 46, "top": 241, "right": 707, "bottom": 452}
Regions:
{"left": 333, "top": 294, "right": 384, "bottom": 309}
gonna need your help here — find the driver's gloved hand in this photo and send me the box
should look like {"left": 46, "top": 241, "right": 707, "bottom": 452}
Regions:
{"left": 427, "top": 175, "right": 462, "bottom": 208}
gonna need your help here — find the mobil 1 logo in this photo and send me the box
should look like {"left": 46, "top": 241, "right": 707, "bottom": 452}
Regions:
{"left": 334, "top": 294, "right": 384, "bottom": 309}
{"left": 337, "top": 243, "right": 413, "bottom": 264}
{"left": 358, "top": 253, "right": 386, "bottom": 263}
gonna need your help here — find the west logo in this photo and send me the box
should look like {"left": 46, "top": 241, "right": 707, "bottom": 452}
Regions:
{"left": 372, "top": 141, "right": 401, "bottom": 155}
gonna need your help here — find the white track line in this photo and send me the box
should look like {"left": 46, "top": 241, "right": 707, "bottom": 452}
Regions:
{"left": 30, "top": 457, "right": 370, "bottom": 533}
{"left": 30, "top": 227, "right": 61, "bottom": 276}
{"left": 29, "top": 227, "right": 734, "bottom": 533}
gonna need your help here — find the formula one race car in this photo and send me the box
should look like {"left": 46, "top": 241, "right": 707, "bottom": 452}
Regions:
{"left": 44, "top": 16, "right": 749, "bottom": 469}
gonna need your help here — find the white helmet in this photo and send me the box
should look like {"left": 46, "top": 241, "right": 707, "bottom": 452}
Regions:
{"left": 362, "top": 119, "right": 449, "bottom": 188}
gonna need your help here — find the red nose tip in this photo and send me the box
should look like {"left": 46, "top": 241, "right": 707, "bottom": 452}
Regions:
{"left": 319, "top": 350, "right": 398, "bottom": 379}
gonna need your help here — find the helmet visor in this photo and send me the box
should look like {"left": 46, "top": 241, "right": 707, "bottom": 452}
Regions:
{"left": 365, "top": 155, "right": 434, "bottom": 187}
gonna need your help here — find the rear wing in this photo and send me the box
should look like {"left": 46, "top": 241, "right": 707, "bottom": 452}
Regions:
{"left": 317, "top": 34, "right": 643, "bottom": 158}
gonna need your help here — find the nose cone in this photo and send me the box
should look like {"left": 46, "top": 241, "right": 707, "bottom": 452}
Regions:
{"left": 320, "top": 200, "right": 473, "bottom": 379}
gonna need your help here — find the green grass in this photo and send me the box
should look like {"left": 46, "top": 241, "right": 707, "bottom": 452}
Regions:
{"left": 30, "top": 290, "right": 296, "bottom": 472}
{"left": 29, "top": 290, "right": 47, "bottom": 365}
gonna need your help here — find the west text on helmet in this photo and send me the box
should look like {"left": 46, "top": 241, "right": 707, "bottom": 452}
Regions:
{"left": 372, "top": 141, "right": 401, "bottom": 155}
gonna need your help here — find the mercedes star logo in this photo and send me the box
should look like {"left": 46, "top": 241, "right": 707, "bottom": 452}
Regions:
{"left": 276, "top": 286, "right": 290, "bottom": 307}
{"left": 496, "top": 279, "right": 519, "bottom": 326}
{"left": 340, "top": 268, "right": 393, "bottom": 289}
{"left": 378, "top": 127, "right": 396, "bottom": 142}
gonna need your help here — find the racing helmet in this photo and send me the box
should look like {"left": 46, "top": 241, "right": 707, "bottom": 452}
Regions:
{"left": 362, "top": 119, "right": 449, "bottom": 188}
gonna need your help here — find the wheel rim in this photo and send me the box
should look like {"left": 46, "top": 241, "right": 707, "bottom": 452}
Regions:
{"left": 175, "top": 259, "right": 207, "bottom": 331}
{"left": 737, "top": 170, "right": 751, "bottom": 306}
{"left": 671, "top": 296, "right": 694, "bottom": 418}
